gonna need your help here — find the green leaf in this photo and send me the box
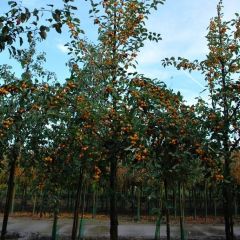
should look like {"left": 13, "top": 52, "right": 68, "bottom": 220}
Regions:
{"left": 19, "top": 37, "right": 23, "bottom": 46}
{"left": 27, "top": 31, "right": 33, "bottom": 42}
{"left": 8, "top": 1, "right": 17, "bottom": 7}
{"left": 2, "top": 26, "right": 9, "bottom": 36}
{"left": 39, "top": 30, "right": 47, "bottom": 39}
{"left": 53, "top": 10, "right": 61, "bottom": 22}
{"left": 53, "top": 23, "right": 62, "bottom": 34}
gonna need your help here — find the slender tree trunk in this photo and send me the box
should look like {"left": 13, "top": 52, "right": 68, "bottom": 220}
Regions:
{"left": 154, "top": 213, "right": 162, "bottom": 240}
{"left": 1, "top": 144, "right": 21, "bottom": 240}
{"left": 173, "top": 188, "right": 177, "bottom": 218}
{"left": 71, "top": 169, "right": 83, "bottom": 240}
{"left": 92, "top": 184, "right": 97, "bottom": 219}
{"left": 155, "top": 185, "right": 163, "bottom": 240}
{"left": 21, "top": 186, "right": 27, "bottom": 212}
{"left": 32, "top": 194, "right": 37, "bottom": 216}
{"left": 234, "top": 195, "right": 238, "bottom": 217}
{"left": 136, "top": 187, "right": 141, "bottom": 222}
{"left": 78, "top": 182, "right": 86, "bottom": 240}
{"left": 52, "top": 210, "right": 58, "bottom": 240}
{"left": 131, "top": 185, "right": 135, "bottom": 219}
{"left": 164, "top": 180, "right": 170, "bottom": 240}
{"left": 178, "top": 182, "right": 185, "bottom": 240}
{"left": 10, "top": 183, "right": 16, "bottom": 214}
{"left": 110, "top": 156, "right": 118, "bottom": 240}
{"left": 193, "top": 188, "right": 197, "bottom": 220}
{"left": 1, "top": 160, "right": 16, "bottom": 240}
{"left": 214, "top": 197, "right": 217, "bottom": 219}
{"left": 223, "top": 182, "right": 234, "bottom": 240}
{"left": 204, "top": 181, "right": 208, "bottom": 222}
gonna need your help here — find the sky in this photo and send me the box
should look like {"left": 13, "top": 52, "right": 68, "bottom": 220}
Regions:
{"left": 0, "top": 0, "right": 240, "bottom": 105}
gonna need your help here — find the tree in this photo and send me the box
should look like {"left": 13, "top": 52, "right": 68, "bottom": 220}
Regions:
{"left": 66, "top": 1, "right": 165, "bottom": 239}
{"left": 163, "top": 1, "right": 240, "bottom": 239}
{"left": 0, "top": 41, "right": 57, "bottom": 240}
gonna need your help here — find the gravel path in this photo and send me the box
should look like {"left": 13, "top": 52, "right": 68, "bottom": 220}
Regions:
{"left": 1, "top": 217, "right": 240, "bottom": 239}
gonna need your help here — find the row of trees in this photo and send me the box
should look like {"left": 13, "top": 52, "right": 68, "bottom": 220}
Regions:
{"left": 0, "top": 1, "right": 239, "bottom": 240}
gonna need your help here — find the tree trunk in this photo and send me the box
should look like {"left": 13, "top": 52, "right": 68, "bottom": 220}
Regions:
{"left": 178, "top": 182, "right": 185, "bottom": 240}
{"left": 234, "top": 196, "right": 238, "bottom": 217}
{"left": 10, "top": 183, "right": 16, "bottom": 214}
{"left": 154, "top": 213, "right": 162, "bottom": 240}
{"left": 78, "top": 182, "right": 86, "bottom": 240}
{"left": 204, "top": 181, "right": 208, "bottom": 223}
{"left": 193, "top": 188, "right": 197, "bottom": 220}
{"left": 223, "top": 182, "right": 234, "bottom": 240}
{"left": 173, "top": 188, "right": 177, "bottom": 219}
{"left": 214, "top": 197, "right": 217, "bottom": 219}
{"left": 1, "top": 160, "right": 16, "bottom": 240}
{"left": 52, "top": 210, "right": 58, "bottom": 240}
{"left": 136, "top": 187, "right": 141, "bottom": 222}
{"left": 1, "top": 144, "right": 21, "bottom": 240}
{"left": 110, "top": 156, "right": 118, "bottom": 240}
{"left": 32, "top": 194, "right": 37, "bottom": 216}
{"left": 164, "top": 180, "right": 170, "bottom": 240}
{"left": 71, "top": 169, "right": 83, "bottom": 240}
{"left": 92, "top": 184, "right": 97, "bottom": 219}
{"left": 155, "top": 185, "right": 163, "bottom": 240}
{"left": 131, "top": 185, "right": 135, "bottom": 219}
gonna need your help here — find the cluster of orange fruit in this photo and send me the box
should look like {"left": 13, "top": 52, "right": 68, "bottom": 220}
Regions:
{"left": 93, "top": 166, "right": 101, "bottom": 181}
{"left": 135, "top": 146, "right": 148, "bottom": 162}
{"left": 130, "top": 90, "right": 140, "bottom": 99}
{"left": 129, "top": 133, "right": 139, "bottom": 145}
{"left": 44, "top": 156, "right": 53, "bottom": 163}
{"left": 0, "top": 84, "right": 19, "bottom": 95}
{"left": 105, "top": 85, "right": 113, "bottom": 94}
{"left": 132, "top": 78, "right": 147, "bottom": 87}
{"left": 214, "top": 173, "right": 224, "bottom": 181}
{"left": 2, "top": 118, "right": 14, "bottom": 129}
{"left": 67, "top": 81, "right": 76, "bottom": 90}
{"left": 137, "top": 100, "right": 148, "bottom": 111}
{"left": 170, "top": 138, "right": 178, "bottom": 145}
{"left": 0, "top": 87, "right": 9, "bottom": 95}
{"left": 121, "top": 124, "right": 132, "bottom": 133}
{"left": 66, "top": 21, "right": 78, "bottom": 37}
{"left": 195, "top": 148, "right": 205, "bottom": 156}
{"left": 76, "top": 95, "right": 85, "bottom": 103}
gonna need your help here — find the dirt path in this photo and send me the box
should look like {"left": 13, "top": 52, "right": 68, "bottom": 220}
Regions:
{"left": 1, "top": 217, "right": 240, "bottom": 239}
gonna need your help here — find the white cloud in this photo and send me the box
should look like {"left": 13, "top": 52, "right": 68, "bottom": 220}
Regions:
{"left": 137, "top": 44, "right": 162, "bottom": 65}
{"left": 57, "top": 44, "right": 69, "bottom": 54}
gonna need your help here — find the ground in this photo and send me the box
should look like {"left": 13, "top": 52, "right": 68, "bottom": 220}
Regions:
{"left": 1, "top": 214, "right": 240, "bottom": 239}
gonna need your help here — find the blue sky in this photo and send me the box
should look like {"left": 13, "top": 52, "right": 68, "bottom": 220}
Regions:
{"left": 0, "top": 0, "right": 240, "bottom": 104}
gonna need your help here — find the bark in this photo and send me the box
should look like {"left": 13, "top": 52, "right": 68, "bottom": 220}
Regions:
{"left": 1, "top": 160, "right": 16, "bottom": 240}
{"left": 1, "top": 145, "right": 21, "bottom": 240}
{"left": 178, "top": 182, "right": 185, "bottom": 240}
{"left": 52, "top": 210, "right": 58, "bottom": 240}
{"left": 223, "top": 181, "right": 234, "bottom": 240}
{"left": 164, "top": 180, "right": 170, "bottom": 240}
{"left": 110, "top": 156, "right": 118, "bottom": 240}
{"left": 92, "top": 185, "right": 97, "bottom": 219}
{"left": 204, "top": 181, "right": 208, "bottom": 223}
{"left": 136, "top": 187, "right": 141, "bottom": 222}
{"left": 78, "top": 182, "right": 86, "bottom": 240}
{"left": 71, "top": 169, "right": 83, "bottom": 240}
{"left": 173, "top": 188, "right": 177, "bottom": 218}
{"left": 193, "top": 188, "right": 197, "bottom": 220}
{"left": 32, "top": 194, "right": 37, "bottom": 216}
